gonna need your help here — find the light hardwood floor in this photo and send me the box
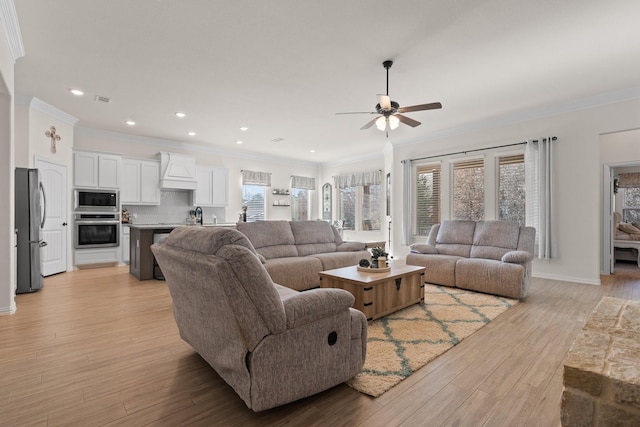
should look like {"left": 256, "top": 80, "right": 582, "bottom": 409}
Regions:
{"left": 1, "top": 266, "right": 639, "bottom": 426}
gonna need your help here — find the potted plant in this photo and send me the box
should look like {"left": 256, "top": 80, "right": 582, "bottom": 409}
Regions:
{"left": 370, "top": 246, "right": 388, "bottom": 268}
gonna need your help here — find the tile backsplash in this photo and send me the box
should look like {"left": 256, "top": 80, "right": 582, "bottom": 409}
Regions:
{"left": 123, "top": 190, "right": 226, "bottom": 224}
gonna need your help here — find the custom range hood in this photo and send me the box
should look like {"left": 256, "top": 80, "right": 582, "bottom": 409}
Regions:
{"left": 158, "top": 152, "right": 198, "bottom": 190}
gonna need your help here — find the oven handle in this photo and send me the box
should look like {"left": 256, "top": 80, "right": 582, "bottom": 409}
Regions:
{"left": 75, "top": 220, "right": 120, "bottom": 225}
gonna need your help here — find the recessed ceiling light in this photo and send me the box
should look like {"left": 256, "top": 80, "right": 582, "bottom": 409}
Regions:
{"left": 240, "top": 126, "right": 248, "bottom": 131}
{"left": 125, "top": 120, "right": 136, "bottom": 126}
{"left": 188, "top": 131, "right": 196, "bottom": 136}
{"left": 310, "top": 150, "right": 316, "bottom": 153}
{"left": 175, "top": 112, "right": 186, "bottom": 118}
{"left": 236, "top": 140, "right": 243, "bottom": 145}
{"left": 69, "top": 89, "right": 84, "bottom": 96}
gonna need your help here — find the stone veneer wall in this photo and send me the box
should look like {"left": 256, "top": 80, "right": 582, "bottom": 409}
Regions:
{"left": 562, "top": 297, "right": 640, "bottom": 426}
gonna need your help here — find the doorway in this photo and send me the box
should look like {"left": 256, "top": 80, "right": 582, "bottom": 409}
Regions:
{"left": 603, "top": 162, "right": 640, "bottom": 277}
{"left": 35, "top": 157, "right": 68, "bottom": 276}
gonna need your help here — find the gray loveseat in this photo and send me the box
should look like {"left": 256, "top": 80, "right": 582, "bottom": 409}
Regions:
{"left": 151, "top": 226, "right": 367, "bottom": 411}
{"left": 236, "top": 220, "right": 371, "bottom": 291}
{"left": 406, "top": 220, "right": 535, "bottom": 299}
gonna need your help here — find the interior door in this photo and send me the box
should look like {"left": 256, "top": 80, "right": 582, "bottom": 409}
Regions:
{"left": 35, "top": 158, "right": 68, "bottom": 276}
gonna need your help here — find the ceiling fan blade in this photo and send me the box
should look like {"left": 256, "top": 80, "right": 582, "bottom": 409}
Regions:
{"left": 396, "top": 114, "right": 421, "bottom": 127}
{"left": 397, "top": 102, "right": 442, "bottom": 113}
{"left": 336, "top": 111, "right": 377, "bottom": 115}
{"left": 377, "top": 94, "right": 391, "bottom": 110}
{"left": 361, "top": 117, "right": 379, "bottom": 130}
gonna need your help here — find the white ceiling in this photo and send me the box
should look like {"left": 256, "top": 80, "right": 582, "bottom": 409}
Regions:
{"left": 13, "top": 0, "right": 640, "bottom": 163}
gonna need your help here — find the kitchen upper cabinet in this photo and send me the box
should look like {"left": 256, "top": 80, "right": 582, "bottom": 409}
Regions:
{"left": 74, "top": 151, "right": 121, "bottom": 189}
{"left": 193, "top": 166, "right": 228, "bottom": 207}
{"left": 121, "top": 159, "right": 160, "bottom": 205}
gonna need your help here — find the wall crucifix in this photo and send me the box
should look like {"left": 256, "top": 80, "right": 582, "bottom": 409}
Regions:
{"left": 45, "top": 126, "right": 61, "bottom": 153}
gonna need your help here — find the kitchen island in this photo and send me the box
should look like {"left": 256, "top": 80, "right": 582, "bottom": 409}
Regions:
{"left": 128, "top": 223, "right": 236, "bottom": 280}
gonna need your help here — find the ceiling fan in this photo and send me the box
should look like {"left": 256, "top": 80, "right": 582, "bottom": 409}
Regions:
{"left": 337, "top": 60, "right": 442, "bottom": 135}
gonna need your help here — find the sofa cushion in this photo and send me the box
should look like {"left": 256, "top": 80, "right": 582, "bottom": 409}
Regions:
{"left": 409, "top": 243, "right": 438, "bottom": 254}
{"left": 290, "top": 220, "right": 336, "bottom": 244}
{"left": 337, "top": 241, "right": 366, "bottom": 252}
{"left": 470, "top": 221, "right": 521, "bottom": 260}
{"left": 437, "top": 221, "right": 476, "bottom": 245}
{"left": 290, "top": 220, "right": 340, "bottom": 256}
{"left": 264, "top": 257, "right": 323, "bottom": 291}
{"left": 435, "top": 220, "right": 476, "bottom": 257}
{"left": 455, "top": 258, "right": 526, "bottom": 299}
{"left": 297, "top": 242, "right": 337, "bottom": 256}
{"left": 310, "top": 250, "right": 370, "bottom": 271}
{"left": 237, "top": 221, "right": 298, "bottom": 259}
{"left": 406, "top": 253, "right": 461, "bottom": 287}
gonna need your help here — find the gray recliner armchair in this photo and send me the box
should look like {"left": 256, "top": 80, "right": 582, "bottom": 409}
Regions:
{"left": 151, "top": 226, "right": 367, "bottom": 411}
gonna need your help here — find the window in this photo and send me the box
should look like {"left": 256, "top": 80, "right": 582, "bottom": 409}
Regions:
{"left": 291, "top": 188, "right": 309, "bottom": 221}
{"left": 623, "top": 187, "right": 640, "bottom": 223}
{"left": 338, "top": 185, "right": 381, "bottom": 231}
{"left": 453, "top": 159, "right": 484, "bottom": 221}
{"left": 415, "top": 164, "right": 441, "bottom": 236}
{"left": 498, "top": 154, "right": 525, "bottom": 225}
{"left": 290, "top": 175, "right": 315, "bottom": 221}
{"left": 362, "top": 184, "right": 381, "bottom": 230}
{"left": 242, "top": 184, "right": 265, "bottom": 222}
{"left": 338, "top": 186, "right": 356, "bottom": 230}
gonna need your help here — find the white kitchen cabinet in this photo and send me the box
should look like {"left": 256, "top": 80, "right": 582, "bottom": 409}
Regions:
{"left": 74, "top": 151, "right": 121, "bottom": 189}
{"left": 140, "top": 161, "right": 161, "bottom": 204}
{"left": 193, "top": 166, "right": 228, "bottom": 207}
{"left": 121, "top": 159, "right": 140, "bottom": 202}
{"left": 121, "top": 159, "right": 160, "bottom": 205}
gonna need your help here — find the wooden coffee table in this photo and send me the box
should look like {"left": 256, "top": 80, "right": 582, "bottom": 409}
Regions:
{"left": 319, "top": 263, "right": 425, "bottom": 321}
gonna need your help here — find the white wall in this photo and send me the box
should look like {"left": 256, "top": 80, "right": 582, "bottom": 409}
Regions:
{"left": 74, "top": 128, "right": 319, "bottom": 224}
{"left": 393, "top": 96, "right": 640, "bottom": 285}
{"left": 0, "top": 15, "right": 15, "bottom": 314}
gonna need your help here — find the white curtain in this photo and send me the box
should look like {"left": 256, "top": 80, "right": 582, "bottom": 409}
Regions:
{"left": 241, "top": 170, "right": 271, "bottom": 186}
{"left": 333, "top": 170, "right": 381, "bottom": 188}
{"left": 525, "top": 137, "right": 556, "bottom": 259}
{"left": 290, "top": 175, "right": 316, "bottom": 190}
{"left": 402, "top": 159, "right": 413, "bottom": 245}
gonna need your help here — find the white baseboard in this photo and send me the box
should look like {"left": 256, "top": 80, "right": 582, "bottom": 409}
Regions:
{"left": 532, "top": 272, "right": 600, "bottom": 286}
{"left": 0, "top": 304, "right": 16, "bottom": 315}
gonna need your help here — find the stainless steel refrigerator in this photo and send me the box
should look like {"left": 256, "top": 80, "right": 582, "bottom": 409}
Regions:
{"left": 15, "top": 168, "right": 47, "bottom": 294}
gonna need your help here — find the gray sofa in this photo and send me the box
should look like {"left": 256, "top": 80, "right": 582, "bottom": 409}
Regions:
{"left": 151, "top": 226, "right": 367, "bottom": 411}
{"left": 236, "top": 220, "right": 371, "bottom": 291}
{"left": 406, "top": 220, "right": 535, "bottom": 299}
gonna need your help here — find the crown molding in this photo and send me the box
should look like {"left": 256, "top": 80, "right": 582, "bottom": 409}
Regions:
{"left": 29, "top": 97, "right": 79, "bottom": 126}
{"left": 0, "top": 0, "right": 25, "bottom": 62}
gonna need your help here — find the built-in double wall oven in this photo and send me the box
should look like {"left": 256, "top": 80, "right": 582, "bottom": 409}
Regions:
{"left": 73, "top": 189, "right": 120, "bottom": 249}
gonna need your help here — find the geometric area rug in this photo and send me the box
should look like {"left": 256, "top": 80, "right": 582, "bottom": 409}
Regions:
{"left": 346, "top": 284, "right": 518, "bottom": 397}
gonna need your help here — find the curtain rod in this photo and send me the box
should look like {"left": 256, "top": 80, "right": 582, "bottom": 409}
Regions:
{"left": 407, "top": 136, "right": 557, "bottom": 163}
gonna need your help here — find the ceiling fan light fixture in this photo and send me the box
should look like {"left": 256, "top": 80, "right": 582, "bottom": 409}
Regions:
{"left": 375, "top": 116, "right": 387, "bottom": 131}
{"left": 388, "top": 115, "right": 400, "bottom": 130}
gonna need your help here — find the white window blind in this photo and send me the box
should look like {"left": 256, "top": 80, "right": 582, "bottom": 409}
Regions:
{"left": 241, "top": 170, "right": 271, "bottom": 186}
{"left": 498, "top": 154, "right": 525, "bottom": 224}
{"left": 415, "top": 164, "right": 441, "bottom": 236}
{"left": 453, "top": 159, "right": 484, "bottom": 221}
{"left": 290, "top": 175, "right": 316, "bottom": 190}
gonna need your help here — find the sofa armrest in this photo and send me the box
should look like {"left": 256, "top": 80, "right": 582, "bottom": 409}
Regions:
{"left": 501, "top": 250, "right": 533, "bottom": 264}
{"left": 281, "top": 288, "right": 355, "bottom": 329}
{"left": 409, "top": 244, "right": 438, "bottom": 254}
{"left": 337, "top": 241, "right": 366, "bottom": 251}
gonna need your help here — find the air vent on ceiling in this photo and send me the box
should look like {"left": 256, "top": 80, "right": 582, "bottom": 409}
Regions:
{"left": 271, "top": 137, "right": 285, "bottom": 143}
{"left": 95, "top": 95, "right": 111, "bottom": 103}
